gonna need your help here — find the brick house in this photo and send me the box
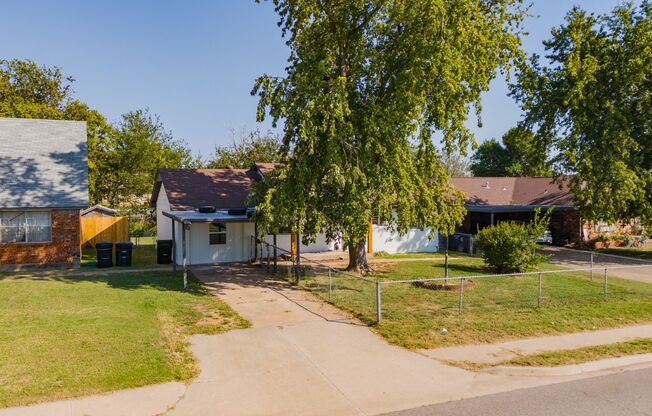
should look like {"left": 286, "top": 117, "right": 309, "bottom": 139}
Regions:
{"left": 0, "top": 118, "right": 88, "bottom": 269}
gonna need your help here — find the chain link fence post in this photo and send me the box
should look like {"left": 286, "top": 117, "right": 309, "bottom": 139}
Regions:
{"left": 537, "top": 272, "right": 542, "bottom": 307}
{"left": 328, "top": 267, "right": 332, "bottom": 302}
{"left": 458, "top": 277, "right": 464, "bottom": 313}
{"left": 376, "top": 281, "right": 382, "bottom": 323}
{"left": 590, "top": 252, "right": 594, "bottom": 281}
{"left": 604, "top": 267, "right": 608, "bottom": 301}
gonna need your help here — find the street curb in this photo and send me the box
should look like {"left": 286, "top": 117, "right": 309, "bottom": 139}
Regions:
{"left": 482, "top": 353, "right": 652, "bottom": 377}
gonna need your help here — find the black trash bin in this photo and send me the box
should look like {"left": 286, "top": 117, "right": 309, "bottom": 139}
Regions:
{"left": 115, "top": 241, "right": 134, "bottom": 267}
{"left": 157, "top": 240, "right": 173, "bottom": 264}
{"left": 96, "top": 242, "right": 113, "bottom": 268}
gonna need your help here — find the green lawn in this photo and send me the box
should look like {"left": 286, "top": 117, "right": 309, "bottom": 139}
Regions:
{"left": 372, "top": 252, "right": 443, "bottom": 259}
{"left": 81, "top": 244, "right": 158, "bottom": 268}
{"left": 597, "top": 246, "right": 652, "bottom": 260}
{"left": 0, "top": 271, "right": 249, "bottom": 408}
{"left": 299, "top": 256, "right": 652, "bottom": 349}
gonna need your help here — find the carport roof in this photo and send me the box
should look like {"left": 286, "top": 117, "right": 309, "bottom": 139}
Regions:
{"left": 162, "top": 209, "right": 253, "bottom": 224}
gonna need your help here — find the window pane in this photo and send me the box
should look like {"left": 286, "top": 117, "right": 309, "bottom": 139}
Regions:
{"left": 209, "top": 233, "right": 226, "bottom": 245}
{"left": 26, "top": 211, "right": 50, "bottom": 226}
{"left": 209, "top": 223, "right": 227, "bottom": 232}
{"left": 1, "top": 212, "right": 25, "bottom": 243}
{"left": 27, "top": 225, "right": 51, "bottom": 243}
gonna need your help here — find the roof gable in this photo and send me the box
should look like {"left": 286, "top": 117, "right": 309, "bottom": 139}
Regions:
{"left": 0, "top": 118, "right": 89, "bottom": 209}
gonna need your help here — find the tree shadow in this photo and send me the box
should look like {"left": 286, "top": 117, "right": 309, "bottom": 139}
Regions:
{"left": 0, "top": 141, "right": 88, "bottom": 208}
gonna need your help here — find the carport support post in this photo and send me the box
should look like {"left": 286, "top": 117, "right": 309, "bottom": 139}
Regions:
{"left": 182, "top": 221, "right": 188, "bottom": 290}
{"left": 171, "top": 218, "right": 176, "bottom": 273}
{"left": 603, "top": 267, "right": 608, "bottom": 301}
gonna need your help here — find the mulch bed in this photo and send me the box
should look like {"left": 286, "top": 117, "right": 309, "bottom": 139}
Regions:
{"left": 412, "top": 279, "right": 476, "bottom": 291}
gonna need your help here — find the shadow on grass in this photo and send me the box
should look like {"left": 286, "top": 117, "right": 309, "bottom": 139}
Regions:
{"left": 6, "top": 270, "right": 213, "bottom": 297}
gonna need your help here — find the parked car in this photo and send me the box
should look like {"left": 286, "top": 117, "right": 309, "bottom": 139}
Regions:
{"left": 536, "top": 229, "right": 553, "bottom": 245}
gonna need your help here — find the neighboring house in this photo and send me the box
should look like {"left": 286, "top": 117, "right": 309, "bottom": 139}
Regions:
{"left": 0, "top": 118, "right": 88, "bottom": 269}
{"left": 450, "top": 177, "right": 580, "bottom": 245}
{"left": 151, "top": 163, "right": 438, "bottom": 265}
{"left": 81, "top": 204, "right": 119, "bottom": 217}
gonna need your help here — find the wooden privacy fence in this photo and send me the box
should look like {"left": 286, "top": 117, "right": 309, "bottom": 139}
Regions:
{"left": 81, "top": 217, "right": 129, "bottom": 247}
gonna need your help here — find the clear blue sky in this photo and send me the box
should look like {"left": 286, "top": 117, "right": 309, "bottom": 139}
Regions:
{"left": 0, "top": 0, "right": 630, "bottom": 157}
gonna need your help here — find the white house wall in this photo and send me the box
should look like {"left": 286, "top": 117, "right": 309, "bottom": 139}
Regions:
{"left": 174, "top": 222, "right": 254, "bottom": 265}
{"left": 262, "top": 232, "right": 336, "bottom": 254}
{"left": 156, "top": 183, "right": 172, "bottom": 241}
{"left": 371, "top": 225, "right": 438, "bottom": 254}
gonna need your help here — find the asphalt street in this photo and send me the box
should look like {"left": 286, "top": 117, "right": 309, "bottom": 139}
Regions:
{"left": 381, "top": 367, "right": 652, "bottom": 416}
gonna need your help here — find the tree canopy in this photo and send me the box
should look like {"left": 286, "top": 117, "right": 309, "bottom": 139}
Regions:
{"left": 207, "top": 129, "right": 282, "bottom": 169}
{"left": 512, "top": 2, "right": 652, "bottom": 224}
{"left": 252, "top": 0, "right": 526, "bottom": 270}
{"left": 470, "top": 127, "right": 551, "bottom": 176}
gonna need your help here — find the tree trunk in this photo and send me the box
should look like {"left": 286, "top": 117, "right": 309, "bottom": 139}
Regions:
{"left": 346, "top": 239, "right": 371, "bottom": 273}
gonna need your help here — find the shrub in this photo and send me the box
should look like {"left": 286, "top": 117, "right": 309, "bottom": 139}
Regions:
{"left": 475, "top": 210, "right": 551, "bottom": 273}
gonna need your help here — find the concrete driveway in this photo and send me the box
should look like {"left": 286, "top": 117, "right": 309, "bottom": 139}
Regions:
{"left": 542, "top": 246, "right": 652, "bottom": 284}
{"left": 165, "top": 264, "right": 615, "bottom": 416}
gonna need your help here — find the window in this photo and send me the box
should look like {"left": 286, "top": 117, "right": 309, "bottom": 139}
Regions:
{"left": 0, "top": 211, "right": 51, "bottom": 243}
{"left": 209, "top": 223, "right": 227, "bottom": 245}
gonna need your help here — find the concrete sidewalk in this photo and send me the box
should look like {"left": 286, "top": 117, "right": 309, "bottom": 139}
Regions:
{"left": 422, "top": 324, "right": 652, "bottom": 365}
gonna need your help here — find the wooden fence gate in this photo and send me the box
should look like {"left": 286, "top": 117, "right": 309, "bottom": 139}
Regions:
{"left": 81, "top": 217, "right": 129, "bottom": 247}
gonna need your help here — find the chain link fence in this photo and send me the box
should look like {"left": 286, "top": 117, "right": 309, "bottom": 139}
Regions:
{"left": 254, "top": 241, "right": 652, "bottom": 326}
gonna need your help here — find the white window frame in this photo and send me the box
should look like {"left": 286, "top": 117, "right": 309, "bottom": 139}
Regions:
{"left": 0, "top": 210, "right": 52, "bottom": 244}
{"left": 209, "top": 223, "right": 227, "bottom": 245}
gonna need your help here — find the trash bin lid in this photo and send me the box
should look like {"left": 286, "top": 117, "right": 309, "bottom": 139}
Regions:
{"left": 96, "top": 242, "right": 113, "bottom": 249}
{"left": 115, "top": 241, "right": 133, "bottom": 248}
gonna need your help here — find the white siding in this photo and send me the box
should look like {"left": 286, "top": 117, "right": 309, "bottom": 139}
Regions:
{"left": 262, "top": 232, "right": 336, "bottom": 254}
{"left": 371, "top": 225, "right": 438, "bottom": 254}
{"left": 155, "top": 183, "right": 172, "bottom": 241}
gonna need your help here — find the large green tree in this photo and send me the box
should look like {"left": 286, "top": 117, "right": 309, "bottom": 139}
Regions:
{"left": 470, "top": 139, "right": 512, "bottom": 176}
{"left": 470, "top": 127, "right": 551, "bottom": 176}
{"left": 252, "top": 0, "right": 526, "bottom": 271}
{"left": 207, "top": 129, "right": 282, "bottom": 168}
{"left": 513, "top": 2, "right": 652, "bottom": 224}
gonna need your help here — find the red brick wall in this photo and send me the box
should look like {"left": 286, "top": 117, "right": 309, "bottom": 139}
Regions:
{"left": 0, "top": 209, "right": 81, "bottom": 266}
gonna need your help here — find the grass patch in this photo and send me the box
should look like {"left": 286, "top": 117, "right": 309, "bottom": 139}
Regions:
{"left": 373, "top": 252, "right": 444, "bottom": 259}
{"left": 299, "top": 257, "right": 652, "bottom": 349}
{"left": 81, "top": 245, "right": 157, "bottom": 268}
{"left": 504, "top": 338, "right": 652, "bottom": 367}
{"left": 598, "top": 246, "right": 652, "bottom": 261}
{"left": 0, "top": 271, "right": 249, "bottom": 408}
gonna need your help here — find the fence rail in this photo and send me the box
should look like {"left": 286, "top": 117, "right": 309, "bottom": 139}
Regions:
{"left": 252, "top": 241, "right": 652, "bottom": 325}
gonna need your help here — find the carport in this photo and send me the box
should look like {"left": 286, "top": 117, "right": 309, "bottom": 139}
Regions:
{"left": 162, "top": 209, "right": 253, "bottom": 288}
{"left": 459, "top": 205, "right": 580, "bottom": 245}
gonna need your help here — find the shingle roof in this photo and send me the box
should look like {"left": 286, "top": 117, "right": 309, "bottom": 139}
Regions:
{"left": 153, "top": 168, "right": 253, "bottom": 211}
{"left": 449, "top": 177, "right": 575, "bottom": 207}
{"left": 0, "top": 118, "right": 89, "bottom": 209}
